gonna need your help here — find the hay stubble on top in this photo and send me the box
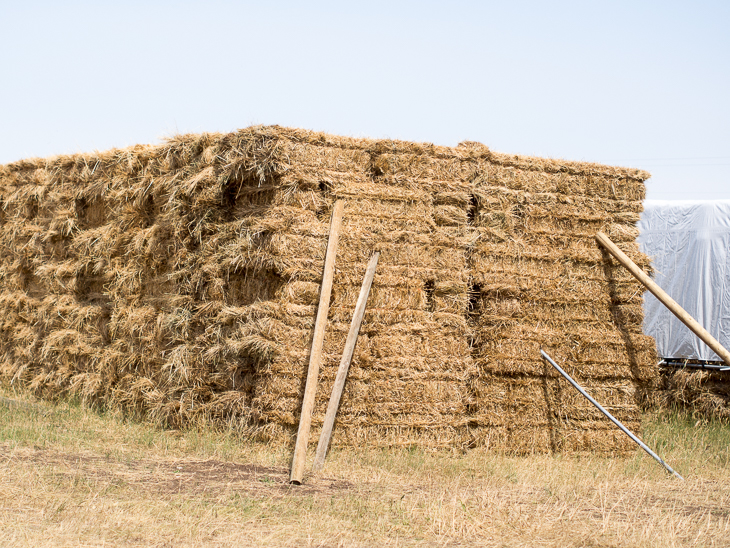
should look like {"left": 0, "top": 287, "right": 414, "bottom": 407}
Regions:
{"left": 0, "top": 125, "right": 656, "bottom": 453}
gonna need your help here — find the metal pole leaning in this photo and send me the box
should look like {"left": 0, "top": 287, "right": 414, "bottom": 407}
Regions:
{"left": 313, "top": 251, "right": 379, "bottom": 473}
{"left": 290, "top": 200, "right": 344, "bottom": 485}
{"left": 541, "top": 350, "right": 684, "bottom": 480}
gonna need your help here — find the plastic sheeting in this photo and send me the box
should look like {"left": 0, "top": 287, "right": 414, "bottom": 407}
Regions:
{"left": 637, "top": 200, "right": 730, "bottom": 361}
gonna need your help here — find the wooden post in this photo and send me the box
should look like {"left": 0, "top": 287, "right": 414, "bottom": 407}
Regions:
{"left": 289, "top": 200, "right": 344, "bottom": 484}
{"left": 595, "top": 231, "right": 730, "bottom": 365}
{"left": 313, "top": 252, "right": 379, "bottom": 473}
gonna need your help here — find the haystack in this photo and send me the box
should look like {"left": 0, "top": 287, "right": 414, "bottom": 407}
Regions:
{"left": 0, "top": 125, "right": 657, "bottom": 452}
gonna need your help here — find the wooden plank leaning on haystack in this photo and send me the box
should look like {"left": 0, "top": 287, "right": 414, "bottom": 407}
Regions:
{"left": 313, "top": 251, "right": 380, "bottom": 473}
{"left": 290, "top": 200, "right": 344, "bottom": 485}
{"left": 596, "top": 232, "right": 730, "bottom": 366}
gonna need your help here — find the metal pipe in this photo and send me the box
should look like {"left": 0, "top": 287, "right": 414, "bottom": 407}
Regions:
{"left": 541, "top": 350, "right": 684, "bottom": 480}
{"left": 659, "top": 360, "right": 730, "bottom": 372}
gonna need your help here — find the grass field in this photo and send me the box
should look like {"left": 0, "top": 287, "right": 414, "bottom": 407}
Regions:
{"left": 1, "top": 387, "right": 729, "bottom": 547}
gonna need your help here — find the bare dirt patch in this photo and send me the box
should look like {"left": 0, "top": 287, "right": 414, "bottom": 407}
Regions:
{"left": 1, "top": 444, "right": 354, "bottom": 498}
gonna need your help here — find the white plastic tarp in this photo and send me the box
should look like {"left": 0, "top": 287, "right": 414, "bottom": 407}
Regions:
{"left": 637, "top": 200, "right": 730, "bottom": 361}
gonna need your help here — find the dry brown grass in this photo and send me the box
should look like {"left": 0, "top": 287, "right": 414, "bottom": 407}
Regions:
{"left": 1, "top": 387, "right": 729, "bottom": 547}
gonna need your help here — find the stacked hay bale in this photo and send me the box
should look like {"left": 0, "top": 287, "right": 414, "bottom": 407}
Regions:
{"left": 468, "top": 159, "right": 657, "bottom": 452}
{"left": 659, "top": 368, "right": 730, "bottom": 421}
{"left": 0, "top": 126, "right": 656, "bottom": 452}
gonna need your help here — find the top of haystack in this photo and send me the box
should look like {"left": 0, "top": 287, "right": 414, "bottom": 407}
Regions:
{"left": 0, "top": 125, "right": 651, "bottom": 182}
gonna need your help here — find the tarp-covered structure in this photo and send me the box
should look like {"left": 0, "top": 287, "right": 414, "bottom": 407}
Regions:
{"left": 637, "top": 200, "right": 730, "bottom": 361}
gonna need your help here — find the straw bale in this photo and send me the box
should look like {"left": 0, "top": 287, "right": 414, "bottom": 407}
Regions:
{"left": 479, "top": 300, "right": 644, "bottom": 327}
{"left": 469, "top": 253, "right": 641, "bottom": 287}
{"left": 461, "top": 422, "right": 640, "bottom": 454}
{"left": 471, "top": 376, "right": 639, "bottom": 425}
{"left": 472, "top": 325, "right": 654, "bottom": 354}
{"left": 475, "top": 165, "right": 646, "bottom": 202}
{"left": 658, "top": 368, "right": 730, "bottom": 421}
{"left": 279, "top": 140, "right": 371, "bottom": 172}
{"left": 0, "top": 124, "right": 656, "bottom": 452}
{"left": 330, "top": 180, "right": 431, "bottom": 203}
{"left": 471, "top": 240, "right": 647, "bottom": 269}
{"left": 370, "top": 152, "right": 477, "bottom": 182}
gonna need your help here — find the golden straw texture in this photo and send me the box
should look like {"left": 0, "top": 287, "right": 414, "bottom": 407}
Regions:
{"left": 0, "top": 125, "right": 656, "bottom": 452}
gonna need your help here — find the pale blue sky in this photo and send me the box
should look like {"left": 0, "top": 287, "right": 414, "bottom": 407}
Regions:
{"left": 1, "top": 1, "right": 728, "bottom": 199}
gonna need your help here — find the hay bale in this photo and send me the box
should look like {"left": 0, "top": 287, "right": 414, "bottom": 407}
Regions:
{"left": 658, "top": 368, "right": 730, "bottom": 421}
{"left": 0, "top": 125, "right": 656, "bottom": 452}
